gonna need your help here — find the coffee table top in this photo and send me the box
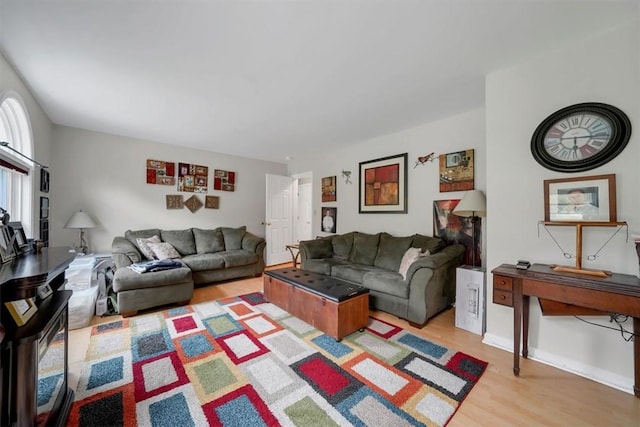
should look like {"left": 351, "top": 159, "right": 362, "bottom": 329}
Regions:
{"left": 265, "top": 268, "right": 369, "bottom": 302}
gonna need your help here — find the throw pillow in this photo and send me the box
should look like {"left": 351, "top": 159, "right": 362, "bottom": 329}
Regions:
{"left": 398, "top": 247, "right": 430, "bottom": 280}
{"left": 147, "top": 242, "right": 181, "bottom": 260}
{"left": 136, "top": 235, "right": 161, "bottom": 260}
{"left": 220, "top": 226, "right": 247, "bottom": 250}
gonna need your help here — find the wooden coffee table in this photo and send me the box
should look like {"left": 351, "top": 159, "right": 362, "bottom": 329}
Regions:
{"left": 263, "top": 267, "right": 369, "bottom": 340}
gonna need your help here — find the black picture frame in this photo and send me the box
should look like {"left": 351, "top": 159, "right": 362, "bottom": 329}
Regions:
{"left": 40, "top": 169, "right": 50, "bottom": 193}
{"left": 0, "top": 225, "right": 16, "bottom": 263}
{"left": 40, "top": 196, "right": 49, "bottom": 219}
{"left": 358, "top": 153, "right": 408, "bottom": 213}
{"left": 8, "top": 221, "right": 31, "bottom": 255}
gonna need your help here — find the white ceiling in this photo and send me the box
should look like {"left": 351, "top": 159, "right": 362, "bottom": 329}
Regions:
{"left": 0, "top": 1, "right": 636, "bottom": 163}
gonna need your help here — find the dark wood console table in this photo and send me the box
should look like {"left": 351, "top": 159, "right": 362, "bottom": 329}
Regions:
{"left": 0, "top": 247, "right": 75, "bottom": 426}
{"left": 491, "top": 263, "right": 640, "bottom": 397}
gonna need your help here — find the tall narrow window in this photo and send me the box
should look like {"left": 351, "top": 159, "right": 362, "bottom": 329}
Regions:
{"left": 0, "top": 91, "right": 34, "bottom": 237}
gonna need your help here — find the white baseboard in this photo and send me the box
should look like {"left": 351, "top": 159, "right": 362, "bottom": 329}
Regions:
{"left": 482, "top": 333, "right": 634, "bottom": 395}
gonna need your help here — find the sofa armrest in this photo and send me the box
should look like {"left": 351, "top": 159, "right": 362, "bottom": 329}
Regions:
{"left": 404, "top": 244, "right": 465, "bottom": 325}
{"left": 299, "top": 238, "right": 333, "bottom": 261}
{"left": 405, "top": 244, "right": 465, "bottom": 281}
{"left": 112, "top": 236, "right": 142, "bottom": 268}
{"left": 242, "top": 232, "right": 265, "bottom": 253}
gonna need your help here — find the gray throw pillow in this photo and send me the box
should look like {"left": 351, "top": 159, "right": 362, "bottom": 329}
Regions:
{"left": 193, "top": 228, "right": 225, "bottom": 253}
{"left": 125, "top": 228, "right": 161, "bottom": 251}
{"left": 349, "top": 232, "right": 381, "bottom": 266}
{"left": 161, "top": 229, "right": 197, "bottom": 256}
{"left": 220, "top": 226, "right": 247, "bottom": 250}
{"left": 374, "top": 233, "right": 414, "bottom": 271}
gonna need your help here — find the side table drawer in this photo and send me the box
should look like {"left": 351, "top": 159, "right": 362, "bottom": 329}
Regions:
{"left": 493, "top": 275, "right": 512, "bottom": 291}
{"left": 493, "top": 275, "right": 513, "bottom": 307}
{"left": 493, "top": 290, "right": 513, "bottom": 306}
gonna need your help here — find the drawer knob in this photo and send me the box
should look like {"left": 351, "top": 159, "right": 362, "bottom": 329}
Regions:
{"left": 500, "top": 280, "right": 506, "bottom": 285}
{"left": 500, "top": 295, "right": 506, "bottom": 300}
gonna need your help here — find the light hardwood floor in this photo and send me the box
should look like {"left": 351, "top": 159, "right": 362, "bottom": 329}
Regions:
{"left": 68, "top": 265, "right": 640, "bottom": 426}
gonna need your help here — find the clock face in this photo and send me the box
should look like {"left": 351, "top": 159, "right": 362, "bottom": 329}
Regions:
{"left": 531, "top": 103, "right": 631, "bottom": 172}
{"left": 542, "top": 113, "right": 612, "bottom": 161}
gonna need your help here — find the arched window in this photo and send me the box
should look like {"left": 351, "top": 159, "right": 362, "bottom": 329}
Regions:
{"left": 0, "top": 91, "right": 34, "bottom": 237}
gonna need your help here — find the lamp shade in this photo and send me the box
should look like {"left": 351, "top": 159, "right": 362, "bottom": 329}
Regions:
{"left": 453, "top": 190, "right": 486, "bottom": 217}
{"left": 64, "top": 210, "right": 96, "bottom": 229}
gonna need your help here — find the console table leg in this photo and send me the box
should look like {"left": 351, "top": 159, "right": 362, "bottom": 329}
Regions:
{"left": 634, "top": 317, "right": 640, "bottom": 397}
{"left": 522, "top": 295, "right": 530, "bottom": 359}
{"left": 513, "top": 281, "right": 522, "bottom": 376}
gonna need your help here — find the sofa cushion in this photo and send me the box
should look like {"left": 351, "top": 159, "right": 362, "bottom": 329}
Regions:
{"left": 304, "top": 238, "right": 333, "bottom": 259}
{"left": 181, "top": 253, "right": 225, "bottom": 272}
{"left": 193, "top": 228, "right": 225, "bottom": 254}
{"left": 412, "top": 234, "right": 446, "bottom": 254}
{"left": 136, "top": 235, "right": 161, "bottom": 260}
{"left": 363, "top": 270, "right": 409, "bottom": 298}
{"left": 218, "top": 249, "right": 257, "bottom": 267}
{"left": 125, "top": 228, "right": 161, "bottom": 251}
{"left": 242, "top": 233, "right": 264, "bottom": 252}
{"left": 331, "top": 232, "right": 354, "bottom": 260}
{"left": 303, "top": 258, "right": 350, "bottom": 276}
{"left": 161, "top": 229, "right": 197, "bottom": 256}
{"left": 148, "top": 242, "right": 182, "bottom": 260}
{"left": 221, "top": 226, "right": 247, "bottom": 250}
{"left": 349, "top": 232, "right": 381, "bottom": 266}
{"left": 332, "top": 263, "right": 380, "bottom": 284}
{"left": 113, "top": 265, "right": 192, "bottom": 292}
{"left": 373, "top": 233, "right": 413, "bottom": 271}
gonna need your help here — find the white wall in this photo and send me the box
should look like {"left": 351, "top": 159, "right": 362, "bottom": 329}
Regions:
{"left": 0, "top": 53, "right": 54, "bottom": 235}
{"left": 485, "top": 22, "right": 639, "bottom": 393}
{"left": 289, "top": 108, "right": 486, "bottom": 241}
{"left": 51, "top": 126, "right": 287, "bottom": 253}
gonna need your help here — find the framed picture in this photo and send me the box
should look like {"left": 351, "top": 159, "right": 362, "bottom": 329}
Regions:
{"left": 439, "top": 149, "right": 474, "bottom": 192}
{"left": 5, "top": 298, "right": 38, "bottom": 326}
{"left": 205, "top": 195, "right": 220, "bottom": 209}
{"left": 321, "top": 176, "right": 336, "bottom": 202}
{"left": 321, "top": 207, "right": 337, "bottom": 233}
{"left": 40, "top": 169, "right": 49, "bottom": 193}
{"left": 0, "top": 225, "right": 15, "bottom": 263}
{"left": 544, "top": 174, "right": 616, "bottom": 222}
{"left": 213, "top": 169, "right": 236, "bottom": 192}
{"left": 40, "top": 196, "right": 49, "bottom": 219}
{"left": 8, "top": 221, "right": 30, "bottom": 255}
{"left": 166, "top": 195, "right": 184, "bottom": 210}
{"left": 359, "top": 153, "right": 407, "bottom": 213}
{"left": 433, "top": 200, "right": 481, "bottom": 267}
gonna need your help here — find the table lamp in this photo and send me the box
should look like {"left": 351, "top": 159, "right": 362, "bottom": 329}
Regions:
{"left": 452, "top": 190, "right": 486, "bottom": 269}
{"left": 64, "top": 210, "right": 96, "bottom": 254}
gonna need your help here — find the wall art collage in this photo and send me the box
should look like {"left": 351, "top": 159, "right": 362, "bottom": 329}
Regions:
{"left": 146, "top": 159, "right": 235, "bottom": 212}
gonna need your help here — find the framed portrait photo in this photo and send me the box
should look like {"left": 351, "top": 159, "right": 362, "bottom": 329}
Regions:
{"left": 544, "top": 174, "right": 616, "bottom": 223}
{"left": 359, "top": 153, "right": 407, "bottom": 213}
{"left": 0, "top": 225, "right": 15, "bottom": 263}
{"left": 5, "top": 298, "right": 38, "bottom": 326}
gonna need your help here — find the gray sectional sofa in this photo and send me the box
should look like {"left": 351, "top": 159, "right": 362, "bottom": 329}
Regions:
{"left": 111, "top": 226, "right": 265, "bottom": 316}
{"left": 299, "top": 231, "right": 464, "bottom": 327}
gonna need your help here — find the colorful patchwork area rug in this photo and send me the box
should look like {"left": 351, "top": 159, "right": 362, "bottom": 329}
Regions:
{"left": 68, "top": 292, "right": 487, "bottom": 426}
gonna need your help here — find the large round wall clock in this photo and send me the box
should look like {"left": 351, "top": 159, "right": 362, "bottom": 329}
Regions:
{"left": 530, "top": 102, "right": 631, "bottom": 172}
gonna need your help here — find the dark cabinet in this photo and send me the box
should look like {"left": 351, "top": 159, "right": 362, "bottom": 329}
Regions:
{"left": 0, "top": 248, "right": 75, "bottom": 426}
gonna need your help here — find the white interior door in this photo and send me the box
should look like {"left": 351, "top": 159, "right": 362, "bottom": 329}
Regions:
{"left": 296, "top": 182, "right": 313, "bottom": 242}
{"left": 265, "top": 174, "right": 294, "bottom": 266}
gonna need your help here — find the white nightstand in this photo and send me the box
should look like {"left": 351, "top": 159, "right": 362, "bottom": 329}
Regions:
{"left": 454, "top": 266, "right": 486, "bottom": 335}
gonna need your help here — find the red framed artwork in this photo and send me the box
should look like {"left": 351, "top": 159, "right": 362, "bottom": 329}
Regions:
{"left": 359, "top": 153, "right": 407, "bottom": 213}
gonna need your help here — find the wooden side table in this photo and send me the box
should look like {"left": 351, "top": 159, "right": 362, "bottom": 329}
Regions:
{"left": 285, "top": 244, "right": 300, "bottom": 267}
